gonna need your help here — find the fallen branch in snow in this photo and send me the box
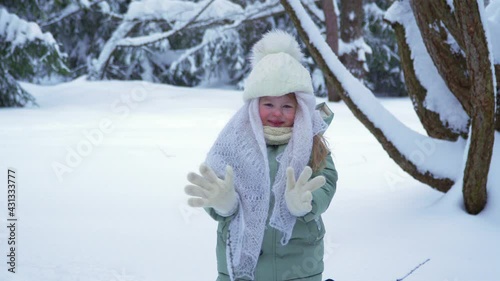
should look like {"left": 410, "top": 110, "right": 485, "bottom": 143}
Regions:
{"left": 395, "top": 258, "right": 430, "bottom": 281}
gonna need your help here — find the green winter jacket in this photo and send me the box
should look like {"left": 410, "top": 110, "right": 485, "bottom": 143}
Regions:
{"left": 207, "top": 103, "right": 338, "bottom": 281}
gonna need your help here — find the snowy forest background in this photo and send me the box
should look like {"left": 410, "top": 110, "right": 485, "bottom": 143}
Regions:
{"left": 3, "top": 0, "right": 500, "bottom": 212}
{"left": 1, "top": 0, "right": 406, "bottom": 108}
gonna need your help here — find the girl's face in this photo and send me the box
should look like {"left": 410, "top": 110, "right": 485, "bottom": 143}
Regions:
{"left": 258, "top": 93, "right": 297, "bottom": 127}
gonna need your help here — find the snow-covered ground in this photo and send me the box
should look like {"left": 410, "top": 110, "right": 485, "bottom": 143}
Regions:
{"left": 0, "top": 78, "right": 498, "bottom": 281}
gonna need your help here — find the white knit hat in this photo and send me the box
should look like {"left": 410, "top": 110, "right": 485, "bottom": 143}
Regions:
{"left": 243, "top": 30, "right": 314, "bottom": 101}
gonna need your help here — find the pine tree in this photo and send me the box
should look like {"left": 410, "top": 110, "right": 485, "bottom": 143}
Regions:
{"left": 0, "top": 7, "right": 66, "bottom": 107}
{"left": 39, "top": 0, "right": 130, "bottom": 79}
{"left": 88, "top": 0, "right": 283, "bottom": 87}
{"left": 363, "top": 0, "right": 406, "bottom": 96}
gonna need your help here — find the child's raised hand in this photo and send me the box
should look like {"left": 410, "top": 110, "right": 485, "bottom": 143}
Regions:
{"left": 185, "top": 163, "right": 238, "bottom": 217}
{"left": 285, "top": 166, "right": 326, "bottom": 217}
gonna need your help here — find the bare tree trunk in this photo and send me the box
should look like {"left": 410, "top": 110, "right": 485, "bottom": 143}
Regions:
{"left": 281, "top": 0, "right": 453, "bottom": 192}
{"left": 390, "top": 21, "right": 463, "bottom": 141}
{"left": 323, "top": 0, "right": 341, "bottom": 102}
{"left": 454, "top": 0, "right": 494, "bottom": 214}
{"left": 339, "top": 0, "right": 366, "bottom": 80}
{"left": 410, "top": 0, "right": 472, "bottom": 117}
{"left": 323, "top": 0, "right": 338, "bottom": 55}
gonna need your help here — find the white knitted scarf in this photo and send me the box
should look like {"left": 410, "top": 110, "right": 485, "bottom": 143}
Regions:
{"left": 263, "top": 126, "right": 292, "bottom": 145}
{"left": 205, "top": 93, "right": 327, "bottom": 281}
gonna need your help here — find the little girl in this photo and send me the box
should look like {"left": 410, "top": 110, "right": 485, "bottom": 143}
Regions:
{"left": 185, "top": 30, "right": 338, "bottom": 281}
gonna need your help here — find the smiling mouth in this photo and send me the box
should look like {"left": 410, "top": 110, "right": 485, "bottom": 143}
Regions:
{"left": 268, "top": 120, "right": 285, "bottom": 126}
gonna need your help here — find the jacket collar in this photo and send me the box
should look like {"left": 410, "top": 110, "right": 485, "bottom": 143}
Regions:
{"left": 315, "top": 102, "right": 334, "bottom": 128}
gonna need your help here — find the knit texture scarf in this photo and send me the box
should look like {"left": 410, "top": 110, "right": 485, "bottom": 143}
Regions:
{"left": 263, "top": 126, "right": 292, "bottom": 145}
{"left": 205, "top": 93, "right": 327, "bottom": 281}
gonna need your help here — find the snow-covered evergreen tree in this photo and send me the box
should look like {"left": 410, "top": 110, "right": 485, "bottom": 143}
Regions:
{"left": 363, "top": 0, "right": 406, "bottom": 96}
{"left": 0, "top": 0, "right": 406, "bottom": 98}
{"left": 39, "top": 0, "right": 129, "bottom": 79}
{"left": 0, "top": 7, "right": 66, "bottom": 107}
{"left": 88, "top": 0, "right": 287, "bottom": 87}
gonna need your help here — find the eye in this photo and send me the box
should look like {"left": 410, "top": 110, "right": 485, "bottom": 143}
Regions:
{"left": 283, "top": 104, "right": 294, "bottom": 109}
{"left": 263, "top": 103, "right": 274, "bottom": 108}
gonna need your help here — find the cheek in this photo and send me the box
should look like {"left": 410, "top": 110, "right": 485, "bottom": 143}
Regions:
{"left": 259, "top": 106, "right": 268, "bottom": 122}
{"left": 284, "top": 110, "right": 296, "bottom": 123}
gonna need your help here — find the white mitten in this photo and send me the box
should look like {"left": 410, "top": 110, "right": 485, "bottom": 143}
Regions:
{"left": 185, "top": 163, "right": 238, "bottom": 216}
{"left": 285, "top": 166, "right": 326, "bottom": 217}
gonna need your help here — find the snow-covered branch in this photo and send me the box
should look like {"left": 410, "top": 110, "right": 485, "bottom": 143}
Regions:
{"left": 118, "top": 0, "right": 217, "bottom": 47}
{"left": 302, "top": 0, "right": 325, "bottom": 22}
{"left": 168, "top": 27, "right": 239, "bottom": 74}
{"left": 41, "top": 0, "right": 117, "bottom": 27}
{"left": 88, "top": 20, "right": 137, "bottom": 80}
{"left": 386, "top": 1, "right": 469, "bottom": 135}
{"left": 116, "top": 0, "right": 282, "bottom": 48}
{"left": 0, "top": 8, "right": 59, "bottom": 51}
{"left": 281, "top": 0, "right": 465, "bottom": 191}
{"left": 89, "top": 0, "right": 286, "bottom": 80}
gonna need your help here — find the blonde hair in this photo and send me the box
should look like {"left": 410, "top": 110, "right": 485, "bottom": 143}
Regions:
{"left": 310, "top": 134, "right": 330, "bottom": 173}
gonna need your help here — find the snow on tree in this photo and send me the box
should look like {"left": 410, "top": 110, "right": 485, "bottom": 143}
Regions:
{"left": 4, "top": 0, "right": 403, "bottom": 97}
{"left": 321, "top": 0, "right": 340, "bottom": 101}
{"left": 364, "top": 0, "right": 406, "bottom": 96}
{"left": 281, "top": 0, "right": 499, "bottom": 214}
{"left": 87, "top": 0, "right": 285, "bottom": 85}
{"left": 0, "top": 7, "right": 66, "bottom": 107}
{"left": 338, "top": 0, "right": 370, "bottom": 80}
{"left": 87, "top": 0, "right": 398, "bottom": 94}
{"left": 1, "top": 0, "right": 120, "bottom": 83}
{"left": 309, "top": 0, "right": 404, "bottom": 98}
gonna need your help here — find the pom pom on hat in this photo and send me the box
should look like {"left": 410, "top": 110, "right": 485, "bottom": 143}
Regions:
{"left": 244, "top": 30, "right": 313, "bottom": 101}
{"left": 251, "top": 30, "right": 304, "bottom": 68}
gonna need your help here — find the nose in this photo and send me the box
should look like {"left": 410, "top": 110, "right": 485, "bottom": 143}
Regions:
{"left": 271, "top": 108, "right": 282, "bottom": 116}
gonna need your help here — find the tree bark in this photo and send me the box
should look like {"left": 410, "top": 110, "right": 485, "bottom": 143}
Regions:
{"left": 390, "top": 21, "right": 462, "bottom": 141}
{"left": 281, "top": 0, "right": 453, "bottom": 192}
{"left": 322, "top": 0, "right": 341, "bottom": 102}
{"left": 496, "top": 64, "right": 500, "bottom": 132}
{"left": 454, "top": 0, "right": 494, "bottom": 214}
{"left": 496, "top": 94, "right": 500, "bottom": 131}
{"left": 339, "top": 0, "right": 366, "bottom": 80}
{"left": 410, "top": 0, "right": 472, "bottom": 117}
{"left": 424, "top": 0, "right": 464, "bottom": 50}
